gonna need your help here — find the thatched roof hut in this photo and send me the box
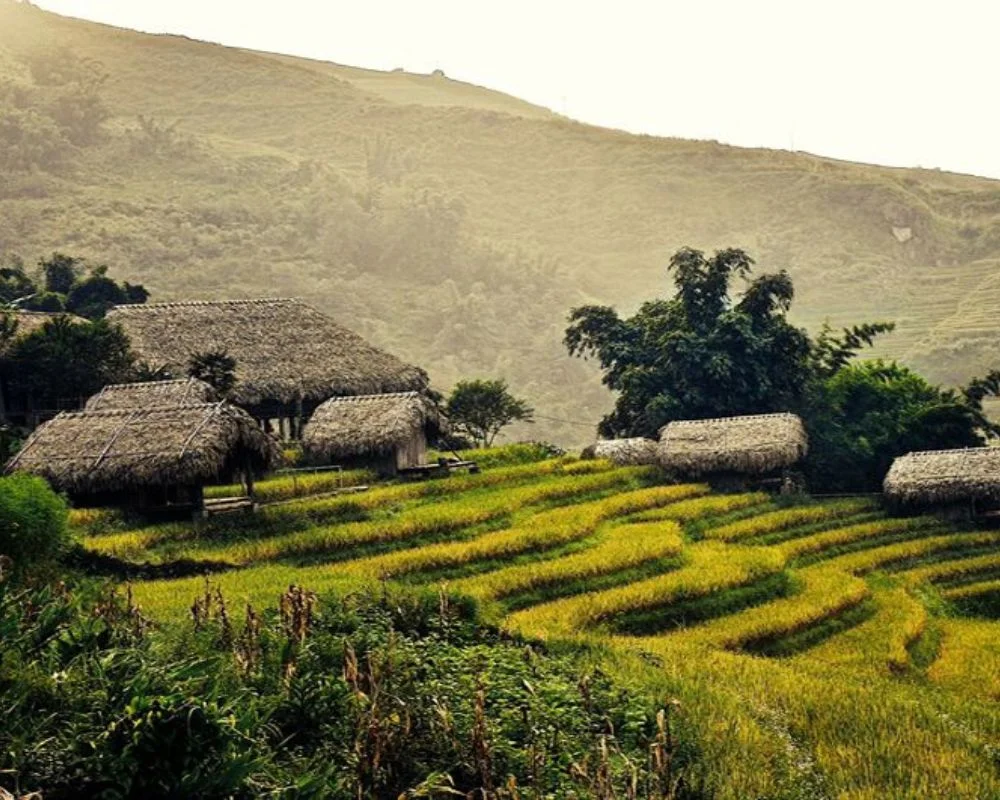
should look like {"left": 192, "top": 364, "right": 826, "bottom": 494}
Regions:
{"left": 884, "top": 447, "right": 1000, "bottom": 507}
{"left": 581, "top": 438, "right": 659, "bottom": 467}
{"left": 105, "top": 299, "right": 428, "bottom": 412}
{"left": 302, "top": 392, "right": 444, "bottom": 472}
{"left": 85, "top": 378, "right": 217, "bottom": 412}
{"left": 5, "top": 402, "right": 280, "bottom": 498}
{"left": 658, "top": 413, "right": 808, "bottom": 476}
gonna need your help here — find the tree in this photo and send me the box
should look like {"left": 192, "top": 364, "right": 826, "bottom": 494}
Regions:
{"left": 565, "top": 245, "right": 999, "bottom": 491}
{"left": 804, "top": 361, "right": 995, "bottom": 491}
{"left": 3, "top": 316, "right": 135, "bottom": 410}
{"left": 65, "top": 265, "right": 147, "bottom": 320}
{"left": 188, "top": 351, "right": 237, "bottom": 396}
{"left": 445, "top": 379, "right": 534, "bottom": 448}
{"left": 40, "top": 252, "right": 82, "bottom": 295}
{"left": 565, "top": 247, "right": 815, "bottom": 437}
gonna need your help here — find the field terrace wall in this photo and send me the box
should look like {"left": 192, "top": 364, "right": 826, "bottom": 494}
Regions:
{"left": 85, "top": 378, "right": 218, "bottom": 411}
{"left": 4, "top": 402, "right": 281, "bottom": 512}
{"left": 302, "top": 391, "right": 444, "bottom": 474}
{"left": 106, "top": 298, "right": 428, "bottom": 437}
{"left": 658, "top": 413, "right": 808, "bottom": 479}
{"left": 884, "top": 447, "right": 1000, "bottom": 512}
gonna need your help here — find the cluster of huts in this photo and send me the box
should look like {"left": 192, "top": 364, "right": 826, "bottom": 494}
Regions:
{"left": 3, "top": 299, "right": 446, "bottom": 514}
{"left": 586, "top": 412, "right": 1000, "bottom": 516}
{"left": 4, "top": 298, "right": 998, "bottom": 519}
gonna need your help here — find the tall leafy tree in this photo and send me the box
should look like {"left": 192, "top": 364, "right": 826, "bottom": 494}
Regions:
{"left": 565, "top": 248, "right": 814, "bottom": 437}
{"left": 4, "top": 316, "right": 135, "bottom": 410}
{"left": 565, "top": 246, "right": 999, "bottom": 491}
{"left": 445, "top": 379, "right": 534, "bottom": 448}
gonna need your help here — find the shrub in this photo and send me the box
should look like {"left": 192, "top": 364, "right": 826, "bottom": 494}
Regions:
{"left": 0, "top": 474, "right": 70, "bottom": 574}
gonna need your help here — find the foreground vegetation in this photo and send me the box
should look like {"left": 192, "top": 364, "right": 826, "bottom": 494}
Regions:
{"left": 4, "top": 448, "right": 992, "bottom": 798}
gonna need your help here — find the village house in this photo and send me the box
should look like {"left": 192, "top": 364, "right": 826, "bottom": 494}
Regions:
{"left": 301, "top": 391, "right": 444, "bottom": 475}
{"left": 5, "top": 402, "right": 280, "bottom": 514}
{"left": 657, "top": 412, "right": 808, "bottom": 482}
{"left": 106, "top": 298, "right": 428, "bottom": 437}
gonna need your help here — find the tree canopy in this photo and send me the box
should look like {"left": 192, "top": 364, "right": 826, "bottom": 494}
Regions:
{"left": 566, "top": 246, "right": 999, "bottom": 491}
{"left": 445, "top": 378, "right": 534, "bottom": 448}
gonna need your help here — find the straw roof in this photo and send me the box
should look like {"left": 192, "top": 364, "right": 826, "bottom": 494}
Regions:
{"left": 581, "top": 438, "right": 659, "bottom": 467}
{"left": 658, "top": 413, "right": 808, "bottom": 476}
{"left": 302, "top": 392, "right": 444, "bottom": 461}
{"left": 106, "top": 298, "right": 428, "bottom": 407}
{"left": 884, "top": 447, "right": 1000, "bottom": 506}
{"left": 85, "top": 378, "right": 218, "bottom": 411}
{"left": 5, "top": 402, "right": 280, "bottom": 495}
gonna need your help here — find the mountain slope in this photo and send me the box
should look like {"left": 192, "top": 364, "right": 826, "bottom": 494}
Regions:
{"left": 2, "top": 2, "right": 999, "bottom": 443}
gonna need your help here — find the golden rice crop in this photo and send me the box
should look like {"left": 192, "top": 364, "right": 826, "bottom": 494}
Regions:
{"left": 703, "top": 498, "right": 880, "bottom": 542}
{"left": 942, "top": 578, "right": 1000, "bottom": 602}
{"left": 338, "top": 484, "right": 703, "bottom": 581}
{"left": 899, "top": 551, "right": 1000, "bottom": 587}
{"left": 821, "top": 531, "right": 1000, "bottom": 575}
{"left": 170, "top": 469, "right": 657, "bottom": 566}
{"left": 629, "top": 493, "right": 768, "bottom": 524}
{"left": 451, "top": 519, "right": 685, "bottom": 601}
{"left": 506, "top": 542, "right": 786, "bottom": 640}
{"left": 205, "top": 467, "right": 375, "bottom": 503}
{"left": 776, "top": 517, "right": 942, "bottom": 562}
{"left": 796, "top": 586, "right": 926, "bottom": 674}
{"left": 665, "top": 565, "right": 870, "bottom": 652}
{"left": 928, "top": 619, "right": 1000, "bottom": 702}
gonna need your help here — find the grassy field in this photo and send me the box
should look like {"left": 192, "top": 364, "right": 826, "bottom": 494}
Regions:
{"left": 71, "top": 452, "right": 1000, "bottom": 799}
{"left": 2, "top": 4, "right": 1000, "bottom": 444}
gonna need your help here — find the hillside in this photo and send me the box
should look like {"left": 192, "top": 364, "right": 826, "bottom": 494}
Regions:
{"left": 2, "top": 2, "right": 1000, "bottom": 443}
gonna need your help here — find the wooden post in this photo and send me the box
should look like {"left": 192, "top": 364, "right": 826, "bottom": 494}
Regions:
{"left": 294, "top": 396, "right": 304, "bottom": 441}
{"left": 278, "top": 416, "right": 287, "bottom": 440}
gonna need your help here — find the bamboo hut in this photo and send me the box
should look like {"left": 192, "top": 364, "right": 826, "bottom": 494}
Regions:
{"left": 4, "top": 402, "right": 280, "bottom": 513}
{"left": 884, "top": 447, "right": 1000, "bottom": 512}
{"left": 658, "top": 413, "right": 808, "bottom": 478}
{"left": 106, "top": 298, "right": 428, "bottom": 436}
{"left": 85, "top": 378, "right": 217, "bottom": 411}
{"left": 302, "top": 392, "right": 444, "bottom": 475}
{"left": 581, "top": 438, "right": 659, "bottom": 467}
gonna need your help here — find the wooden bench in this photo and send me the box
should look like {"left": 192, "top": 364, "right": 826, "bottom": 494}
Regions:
{"left": 203, "top": 496, "right": 255, "bottom": 517}
{"left": 398, "top": 459, "right": 479, "bottom": 479}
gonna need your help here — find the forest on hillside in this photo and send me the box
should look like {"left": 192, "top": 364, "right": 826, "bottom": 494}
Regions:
{"left": 2, "top": 1, "right": 1000, "bottom": 443}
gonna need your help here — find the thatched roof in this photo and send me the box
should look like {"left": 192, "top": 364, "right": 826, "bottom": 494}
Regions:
{"left": 581, "top": 438, "right": 659, "bottom": 467}
{"left": 884, "top": 447, "right": 1000, "bottom": 506}
{"left": 302, "top": 392, "right": 444, "bottom": 461}
{"left": 106, "top": 298, "right": 428, "bottom": 407}
{"left": 658, "top": 413, "right": 808, "bottom": 476}
{"left": 5, "top": 402, "right": 280, "bottom": 495}
{"left": 85, "top": 378, "right": 218, "bottom": 412}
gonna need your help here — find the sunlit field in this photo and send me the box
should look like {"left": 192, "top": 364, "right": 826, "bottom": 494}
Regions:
{"left": 77, "top": 449, "right": 1000, "bottom": 799}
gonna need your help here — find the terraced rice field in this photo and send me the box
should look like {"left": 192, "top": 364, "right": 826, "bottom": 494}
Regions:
{"left": 83, "top": 456, "right": 1000, "bottom": 799}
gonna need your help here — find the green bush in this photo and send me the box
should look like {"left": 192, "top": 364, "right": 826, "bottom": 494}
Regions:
{"left": 0, "top": 473, "right": 70, "bottom": 574}
{"left": 0, "top": 581, "right": 695, "bottom": 798}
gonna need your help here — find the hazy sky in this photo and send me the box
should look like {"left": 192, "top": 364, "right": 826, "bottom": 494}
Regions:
{"left": 32, "top": 0, "right": 1000, "bottom": 180}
